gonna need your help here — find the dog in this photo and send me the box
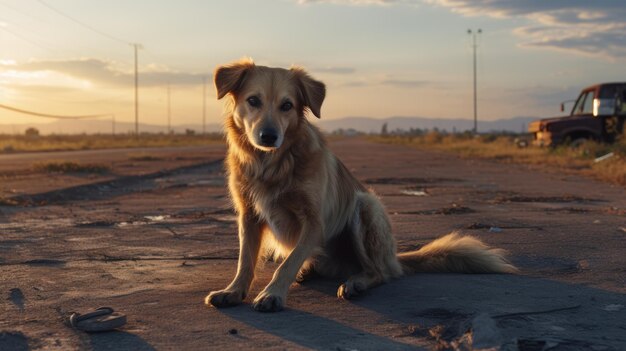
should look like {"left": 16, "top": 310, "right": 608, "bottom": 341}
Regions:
{"left": 205, "top": 58, "right": 516, "bottom": 312}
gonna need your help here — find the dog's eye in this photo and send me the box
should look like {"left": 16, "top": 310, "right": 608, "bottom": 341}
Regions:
{"left": 247, "top": 96, "right": 261, "bottom": 108}
{"left": 280, "top": 101, "right": 293, "bottom": 112}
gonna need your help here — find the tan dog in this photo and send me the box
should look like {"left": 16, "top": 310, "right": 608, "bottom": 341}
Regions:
{"left": 205, "top": 58, "right": 516, "bottom": 312}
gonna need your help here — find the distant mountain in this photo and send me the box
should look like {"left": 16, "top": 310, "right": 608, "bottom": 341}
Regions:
{"left": 315, "top": 116, "right": 538, "bottom": 134}
{"left": 0, "top": 115, "right": 538, "bottom": 135}
{"left": 0, "top": 119, "right": 222, "bottom": 135}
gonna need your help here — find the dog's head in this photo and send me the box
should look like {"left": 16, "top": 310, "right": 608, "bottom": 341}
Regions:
{"left": 214, "top": 58, "right": 326, "bottom": 151}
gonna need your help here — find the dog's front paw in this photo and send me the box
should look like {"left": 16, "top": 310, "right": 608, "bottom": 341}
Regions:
{"left": 337, "top": 280, "right": 366, "bottom": 300}
{"left": 205, "top": 289, "right": 245, "bottom": 308}
{"left": 252, "top": 292, "right": 284, "bottom": 312}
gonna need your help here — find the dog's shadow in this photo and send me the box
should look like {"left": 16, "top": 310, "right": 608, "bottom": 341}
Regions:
{"left": 219, "top": 296, "right": 417, "bottom": 351}
{"left": 219, "top": 272, "right": 626, "bottom": 350}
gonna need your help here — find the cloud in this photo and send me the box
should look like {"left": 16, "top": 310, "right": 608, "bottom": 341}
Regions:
{"left": 312, "top": 66, "right": 356, "bottom": 74}
{"left": 337, "top": 77, "right": 434, "bottom": 88}
{"left": 297, "top": 0, "right": 397, "bottom": 5}
{"left": 296, "top": 0, "right": 626, "bottom": 59}
{"left": 1, "top": 58, "right": 207, "bottom": 89}
{"left": 380, "top": 78, "right": 431, "bottom": 87}
{"left": 426, "top": 0, "right": 626, "bottom": 59}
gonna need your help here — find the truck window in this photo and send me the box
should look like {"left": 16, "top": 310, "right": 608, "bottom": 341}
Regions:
{"left": 581, "top": 91, "right": 595, "bottom": 115}
{"left": 572, "top": 92, "right": 585, "bottom": 115}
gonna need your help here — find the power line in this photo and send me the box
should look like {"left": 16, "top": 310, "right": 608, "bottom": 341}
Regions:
{"left": 0, "top": 104, "right": 111, "bottom": 119}
{"left": 0, "top": 25, "right": 55, "bottom": 52}
{"left": 34, "top": 0, "right": 143, "bottom": 136}
{"left": 36, "top": 0, "right": 129, "bottom": 45}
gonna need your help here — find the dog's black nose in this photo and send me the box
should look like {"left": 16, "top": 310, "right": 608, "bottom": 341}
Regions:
{"left": 259, "top": 129, "right": 278, "bottom": 146}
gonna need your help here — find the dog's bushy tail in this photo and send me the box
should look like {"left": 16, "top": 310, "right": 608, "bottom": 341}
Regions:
{"left": 398, "top": 232, "right": 517, "bottom": 274}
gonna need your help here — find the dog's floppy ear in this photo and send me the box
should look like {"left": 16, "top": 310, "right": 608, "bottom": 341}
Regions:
{"left": 214, "top": 58, "right": 255, "bottom": 99}
{"left": 291, "top": 67, "right": 326, "bottom": 118}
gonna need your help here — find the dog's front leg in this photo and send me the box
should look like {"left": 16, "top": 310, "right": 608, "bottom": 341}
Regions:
{"left": 205, "top": 213, "right": 262, "bottom": 308}
{"left": 253, "top": 220, "right": 322, "bottom": 312}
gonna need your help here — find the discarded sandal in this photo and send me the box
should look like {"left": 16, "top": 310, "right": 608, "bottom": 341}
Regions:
{"left": 69, "top": 307, "right": 127, "bottom": 332}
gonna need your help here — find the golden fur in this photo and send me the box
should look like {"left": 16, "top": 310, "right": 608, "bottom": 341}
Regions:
{"left": 205, "top": 58, "right": 517, "bottom": 312}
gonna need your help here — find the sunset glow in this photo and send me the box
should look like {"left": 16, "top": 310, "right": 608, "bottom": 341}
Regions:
{"left": 1, "top": 0, "right": 625, "bottom": 131}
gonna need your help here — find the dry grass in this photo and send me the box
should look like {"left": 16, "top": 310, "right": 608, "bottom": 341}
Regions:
{"left": 371, "top": 132, "right": 626, "bottom": 186}
{"left": 33, "top": 161, "right": 110, "bottom": 174}
{"left": 0, "top": 133, "right": 224, "bottom": 153}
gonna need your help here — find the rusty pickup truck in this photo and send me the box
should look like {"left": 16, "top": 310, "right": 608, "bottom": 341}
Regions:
{"left": 528, "top": 83, "right": 626, "bottom": 147}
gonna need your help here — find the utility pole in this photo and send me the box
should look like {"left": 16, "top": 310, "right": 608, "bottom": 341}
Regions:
{"left": 202, "top": 76, "right": 207, "bottom": 135}
{"left": 131, "top": 43, "right": 142, "bottom": 136}
{"left": 167, "top": 83, "right": 171, "bottom": 134}
{"left": 467, "top": 29, "right": 481, "bottom": 134}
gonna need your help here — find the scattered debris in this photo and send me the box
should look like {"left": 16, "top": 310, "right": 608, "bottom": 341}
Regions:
{"left": 400, "top": 189, "right": 428, "bottom": 196}
{"left": 144, "top": 215, "right": 169, "bottom": 222}
{"left": 602, "top": 304, "right": 624, "bottom": 312}
{"left": 594, "top": 152, "right": 614, "bottom": 163}
{"left": 69, "top": 307, "right": 127, "bottom": 332}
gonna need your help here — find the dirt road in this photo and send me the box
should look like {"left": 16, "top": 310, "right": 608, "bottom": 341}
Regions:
{"left": 1, "top": 138, "right": 624, "bottom": 350}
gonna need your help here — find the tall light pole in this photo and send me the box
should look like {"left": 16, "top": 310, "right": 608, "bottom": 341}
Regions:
{"left": 131, "top": 43, "right": 142, "bottom": 135}
{"left": 468, "top": 29, "right": 481, "bottom": 134}
{"left": 167, "top": 82, "right": 171, "bottom": 134}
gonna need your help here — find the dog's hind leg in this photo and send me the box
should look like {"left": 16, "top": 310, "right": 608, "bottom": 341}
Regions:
{"left": 337, "top": 192, "right": 403, "bottom": 299}
{"left": 206, "top": 213, "right": 262, "bottom": 308}
{"left": 295, "top": 259, "right": 318, "bottom": 283}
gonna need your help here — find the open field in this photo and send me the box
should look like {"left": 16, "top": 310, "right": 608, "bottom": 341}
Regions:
{"left": 372, "top": 133, "right": 626, "bottom": 186}
{"left": 0, "top": 134, "right": 224, "bottom": 153}
{"left": 1, "top": 138, "right": 625, "bottom": 350}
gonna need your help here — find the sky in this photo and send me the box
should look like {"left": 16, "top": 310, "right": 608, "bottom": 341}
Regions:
{"left": 1, "top": 0, "right": 625, "bottom": 129}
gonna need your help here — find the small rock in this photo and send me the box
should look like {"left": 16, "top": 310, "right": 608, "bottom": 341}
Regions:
{"left": 228, "top": 328, "right": 238, "bottom": 335}
{"left": 471, "top": 313, "right": 501, "bottom": 349}
{"left": 602, "top": 304, "right": 624, "bottom": 312}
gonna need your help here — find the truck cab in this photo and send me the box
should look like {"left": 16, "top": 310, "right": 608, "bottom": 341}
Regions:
{"left": 528, "top": 83, "right": 626, "bottom": 146}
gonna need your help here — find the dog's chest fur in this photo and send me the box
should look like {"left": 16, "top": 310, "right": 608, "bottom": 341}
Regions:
{"left": 228, "top": 143, "right": 322, "bottom": 247}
